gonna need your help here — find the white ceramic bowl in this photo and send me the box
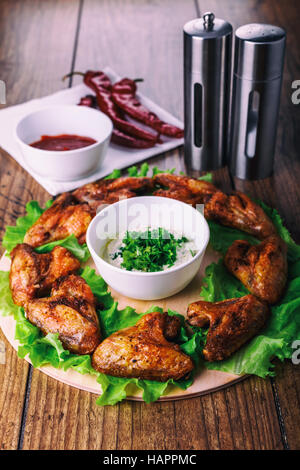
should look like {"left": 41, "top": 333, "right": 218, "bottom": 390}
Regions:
{"left": 86, "top": 196, "right": 210, "bottom": 300}
{"left": 15, "top": 105, "right": 113, "bottom": 181}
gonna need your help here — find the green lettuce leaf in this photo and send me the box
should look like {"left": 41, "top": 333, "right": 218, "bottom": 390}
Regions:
{"left": 104, "top": 169, "right": 122, "bottom": 179}
{"left": 200, "top": 260, "right": 249, "bottom": 302}
{"left": 208, "top": 220, "right": 259, "bottom": 256}
{"left": 96, "top": 373, "right": 193, "bottom": 406}
{"left": 152, "top": 166, "right": 175, "bottom": 176}
{"left": 2, "top": 200, "right": 50, "bottom": 252}
{"left": 103, "top": 163, "right": 212, "bottom": 182}
{"left": 258, "top": 201, "right": 300, "bottom": 261}
{"left": 128, "top": 162, "right": 150, "bottom": 177}
{"left": 35, "top": 234, "right": 90, "bottom": 262}
{"left": 198, "top": 173, "right": 213, "bottom": 183}
{"left": 2, "top": 199, "right": 90, "bottom": 261}
{"left": 80, "top": 265, "right": 114, "bottom": 309}
{"left": 0, "top": 271, "right": 18, "bottom": 316}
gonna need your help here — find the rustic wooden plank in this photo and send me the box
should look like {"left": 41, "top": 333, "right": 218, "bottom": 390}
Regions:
{"left": 22, "top": 373, "right": 108, "bottom": 450}
{"left": 174, "top": 375, "right": 283, "bottom": 450}
{"left": 271, "top": 362, "right": 300, "bottom": 450}
{"left": 0, "top": 0, "right": 81, "bottom": 450}
{"left": 0, "top": 331, "right": 28, "bottom": 450}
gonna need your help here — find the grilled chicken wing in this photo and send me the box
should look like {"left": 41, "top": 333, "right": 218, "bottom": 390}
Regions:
{"left": 224, "top": 236, "right": 287, "bottom": 304}
{"left": 152, "top": 175, "right": 275, "bottom": 239}
{"left": 24, "top": 193, "right": 94, "bottom": 247}
{"left": 204, "top": 191, "right": 277, "bottom": 240}
{"left": 187, "top": 294, "right": 269, "bottom": 361}
{"left": 26, "top": 274, "right": 100, "bottom": 354}
{"left": 92, "top": 312, "right": 194, "bottom": 381}
{"left": 9, "top": 243, "right": 80, "bottom": 307}
{"left": 72, "top": 177, "right": 154, "bottom": 211}
{"left": 153, "top": 173, "right": 218, "bottom": 206}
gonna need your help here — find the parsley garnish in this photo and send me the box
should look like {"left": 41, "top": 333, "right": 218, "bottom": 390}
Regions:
{"left": 112, "top": 228, "right": 189, "bottom": 272}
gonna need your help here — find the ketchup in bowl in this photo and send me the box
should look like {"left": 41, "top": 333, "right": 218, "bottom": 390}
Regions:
{"left": 30, "top": 134, "right": 97, "bottom": 151}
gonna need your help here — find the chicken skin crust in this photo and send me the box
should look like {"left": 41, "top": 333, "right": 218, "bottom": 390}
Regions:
{"left": 9, "top": 244, "right": 80, "bottom": 307}
{"left": 72, "top": 176, "right": 154, "bottom": 211}
{"left": 153, "top": 173, "right": 218, "bottom": 206}
{"left": 204, "top": 191, "right": 277, "bottom": 240}
{"left": 187, "top": 294, "right": 269, "bottom": 361}
{"left": 24, "top": 193, "right": 94, "bottom": 248}
{"left": 92, "top": 312, "right": 194, "bottom": 381}
{"left": 152, "top": 175, "right": 276, "bottom": 240}
{"left": 224, "top": 236, "right": 287, "bottom": 305}
{"left": 26, "top": 275, "right": 101, "bottom": 355}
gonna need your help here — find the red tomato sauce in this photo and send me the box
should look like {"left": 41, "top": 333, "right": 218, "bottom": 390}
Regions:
{"left": 30, "top": 134, "right": 97, "bottom": 151}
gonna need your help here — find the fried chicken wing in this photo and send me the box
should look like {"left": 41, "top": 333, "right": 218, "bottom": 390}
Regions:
{"left": 9, "top": 244, "right": 80, "bottom": 307}
{"left": 153, "top": 173, "right": 218, "bottom": 206}
{"left": 26, "top": 274, "right": 100, "bottom": 354}
{"left": 204, "top": 191, "right": 277, "bottom": 240}
{"left": 72, "top": 176, "right": 154, "bottom": 211}
{"left": 92, "top": 312, "right": 194, "bottom": 381}
{"left": 224, "top": 236, "right": 287, "bottom": 304}
{"left": 187, "top": 294, "right": 269, "bottom": 361}
{"left": 24, "top": 193, "right": 94, "bottom": 247}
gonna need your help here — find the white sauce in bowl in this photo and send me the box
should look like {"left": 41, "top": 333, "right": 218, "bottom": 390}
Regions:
{"left": 102, "top": 228, "right": 198, "bottom": 272}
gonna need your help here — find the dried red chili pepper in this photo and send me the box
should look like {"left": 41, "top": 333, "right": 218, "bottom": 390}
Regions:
{"left": 65, "top": 71, "right": 157, "bottom": 144}
{"left": 78, "top": 95, "right": 97, "bottom": 108}
{"left": 111, "top": 78, "right": 184, "bottom": 138}
{"left": 78, "top": 95, "right": 154, "bottom": 149}
{"left": 110, "top": 128, "right": 155, "bottom": 149}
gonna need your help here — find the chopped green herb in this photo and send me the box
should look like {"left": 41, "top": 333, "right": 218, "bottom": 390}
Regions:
{"left": 112, "top": 228, "right": 189, "bottom": 272}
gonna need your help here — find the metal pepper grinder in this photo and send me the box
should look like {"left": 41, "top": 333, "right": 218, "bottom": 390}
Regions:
{"left": 183, "top": 13, "right": 233, "bottom": 171}
{"left": 229, "top": 23, "right": 286, "bottom": 179}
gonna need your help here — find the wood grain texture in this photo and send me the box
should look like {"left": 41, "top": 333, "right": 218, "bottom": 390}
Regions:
{"left": 0, "top": 332, "right": 28, "bottom": 450}
{"left": 0, "top": 0, "right": 299, "bottom": 450}
{"left": 0, "top": 0, "right": 81, "bottom": 450}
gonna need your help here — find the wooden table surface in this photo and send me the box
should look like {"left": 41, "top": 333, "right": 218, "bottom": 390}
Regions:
{"left": 0, "top": 0, "right": 299, "bottom": 451}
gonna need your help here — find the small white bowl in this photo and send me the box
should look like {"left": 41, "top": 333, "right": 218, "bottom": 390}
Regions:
{"left": 15, "top": 105, "right": 113, "bottom": 181}
{"left": 86, "top": 196, "right": 210, "bottom": 300}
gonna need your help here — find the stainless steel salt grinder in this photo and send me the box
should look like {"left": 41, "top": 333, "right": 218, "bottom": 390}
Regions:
{"left": 183, "top": 13, "right": 232, "bottom": 171}
{"left": 229, "top": 23, "right": 286, "bottom": 180}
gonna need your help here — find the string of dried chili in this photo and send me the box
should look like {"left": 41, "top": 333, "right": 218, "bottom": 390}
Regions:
{"left": 67, "top": 70, "right": 158, "bottom": 144}
{"left": 111, "top": 78, "right": 184, "bottom": 138}
{"left": 78, "top": 95, "right": 154, "bottom": 149}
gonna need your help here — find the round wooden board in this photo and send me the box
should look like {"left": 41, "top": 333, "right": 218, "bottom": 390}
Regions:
{"left": 0, "top": 248, "right": 245, "bottom": 401}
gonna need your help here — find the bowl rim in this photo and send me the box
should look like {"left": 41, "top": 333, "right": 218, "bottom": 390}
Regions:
{"left": 86, "top": 195, "right": 210, "bottom": 277}
{"left": 14, "top": 104, "right": 113, "bottom": 156}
